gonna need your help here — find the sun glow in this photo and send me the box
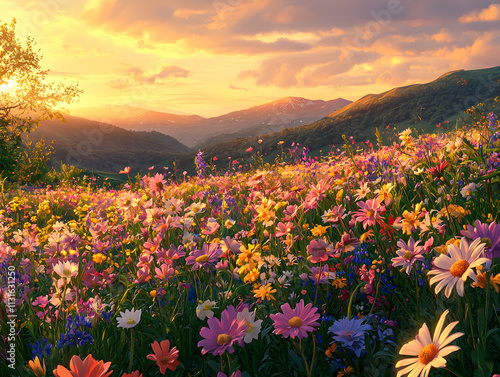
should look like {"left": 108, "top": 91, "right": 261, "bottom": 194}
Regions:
{"left": 0, "top": 79, "right": 18, "bottom": 93}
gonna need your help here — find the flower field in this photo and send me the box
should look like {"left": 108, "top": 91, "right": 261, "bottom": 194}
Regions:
{"left": 1, "top": 114, "right": 500, "bottom": 377}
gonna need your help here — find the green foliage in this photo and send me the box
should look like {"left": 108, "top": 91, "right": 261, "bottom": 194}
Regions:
{"left": 0, "top": 18, "right": 82, "bottom": 183}
{"left": 14, "top": 137, "right": 54, "bottom": 184}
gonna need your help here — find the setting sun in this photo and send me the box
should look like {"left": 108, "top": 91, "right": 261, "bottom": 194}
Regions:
{"left": 0, "top": 79, "right": 17, "bottom": 93}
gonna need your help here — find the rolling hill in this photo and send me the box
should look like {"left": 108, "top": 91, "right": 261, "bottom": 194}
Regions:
{"left": 29, "top": 115, "right": 190, "bottom": 173}
{"left": 168, "top": 65, "right": 500, "bottom": 173}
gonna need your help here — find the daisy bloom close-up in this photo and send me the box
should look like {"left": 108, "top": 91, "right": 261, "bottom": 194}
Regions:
{"left": 428, "top": 237, "right": 492, "bottom": 297}
{"left": 396, "top": 310, "right": 464, "bottom": 377}
{"left": 52, "top": 261, "right": 79, "bottom": 279}
{"left": 391, "top": 237, "right": 425, "bottom": 275}
{"left": 198, "top": 305, "right": 248, "bottom": 356}
{"left": 270, "top": 299, "right": 320, "bottom": 339}
{"left": 116, "top": 308, "right": 142, "bottom": 329}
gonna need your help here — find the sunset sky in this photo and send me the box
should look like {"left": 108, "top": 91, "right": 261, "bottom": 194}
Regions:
{"left": 2, "top": 0, "right": 500, "bottom": 117}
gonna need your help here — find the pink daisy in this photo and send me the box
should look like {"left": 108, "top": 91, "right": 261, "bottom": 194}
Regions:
{"left": 391, "top": 237, "right": 425, "bottom": 275}
{"left": 185, "top": 243, "right": 222, "bottom": 271}
{"left": 353, "top": 198, "right": 385, "bottom": 229}
{"left": 148, "top": 173, "right": 167, "bottom": 195}
{"left": 198, "top": 306, "right": 248, "bottom": 356}
{"left": 270, "top": 299, "right": 320, "bottom": 339}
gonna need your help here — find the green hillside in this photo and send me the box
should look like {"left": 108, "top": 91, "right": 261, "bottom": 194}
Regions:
{"left": 170, "top": 66, "right": 500, "bottom": 174}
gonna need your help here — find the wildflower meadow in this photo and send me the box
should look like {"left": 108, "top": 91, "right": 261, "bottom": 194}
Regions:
{"left": 1, "top": 112, "right": 500, "bottom": 377}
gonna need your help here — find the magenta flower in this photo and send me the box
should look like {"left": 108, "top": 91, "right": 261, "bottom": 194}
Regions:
{"left": 270, "top": 299, "right": 320, "bottom": 339}
{"left": 185, "top": 243, "right": 222, "bottom": 271}
{"left": 198, "top": 306, "right": 248, "bottom": 356}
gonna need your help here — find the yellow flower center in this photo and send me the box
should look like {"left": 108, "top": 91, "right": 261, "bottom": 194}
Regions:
{"left": 480, "top": 237, "right": 493, "bottom": 248}
{"left": 63, "top": 268, "right": 72, "bottom": 277}
{"left": 160, "top": 355, "right": 171, "bottom": 365}
{"left": 288, "top": 316, "right": 303, "bottom": 327}
{"left": 418, "top": 343, "right": 438, "bottom": 365}
{"left": 195, "top": 254, "right": 210, "bottom": 263}
{"left": 170, "top": 205, "right": 176, "bottom": 211}
{"left": 450, "top": 259, "right": 469, "bottom": 277}
{"left": 126, "top": 318, "right": 136, "bottom": 325}
{"left": 244, "top": 320, "right": 254, "bottom": 333}
{"left": 217, "top": 333, "right": 232, "bottom": 345}
{"left": 366, "top": 209, "right": 375, "bottom": 218}
{"left": 403, "top": 251, "right": 414, "bottom": 260}
{"left": 150, "top": 246, "right": 156, "bottom": 252}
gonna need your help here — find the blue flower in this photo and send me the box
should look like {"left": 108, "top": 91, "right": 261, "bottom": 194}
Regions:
{"left": 328, "top": 316, "right": 371, "bottom": 357}
{"left": 29, "top": 339, "right": 51, "bottom": 358}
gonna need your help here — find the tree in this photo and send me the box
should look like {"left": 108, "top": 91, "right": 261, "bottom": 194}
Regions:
{"left": 0, "top": 18, "right": 82, "bottom": 180}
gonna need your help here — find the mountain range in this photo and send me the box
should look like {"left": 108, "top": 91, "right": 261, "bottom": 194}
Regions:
{"left": 28, "top": 65, "right": 500, "bottom": 175}
{"left": 75, "top": 97, "right": 351, "bottom": 148}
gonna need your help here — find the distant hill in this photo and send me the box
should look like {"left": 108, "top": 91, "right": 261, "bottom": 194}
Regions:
{"left": 168, "top": 65, "right": 500, "bottom": 173}
{"left": 28, "top": 115, "right": 189, "bottom": 173}
{"left": 105, "top": 97, "right": 351, "bottom": 148}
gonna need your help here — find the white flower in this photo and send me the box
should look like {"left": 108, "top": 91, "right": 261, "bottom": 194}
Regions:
{"left": 237, "top": 308, "right": 262, "bottom": 343}
{"left": 196, "top": 300, "right": 217, "bottom": 320}
{"left": 117, "top": 308, "right": 142, "bottom": 328}
{"left": 460, "top": 182, "right": 481, "bottom": 200}
{"left": 396, "top": 310, "right": 463, "bottom": 377}
{"left": 428, "top": 238, "right": 491, "bottom": 297}
{"left": 52, "top": 261, "right": 78, "bottom": 279}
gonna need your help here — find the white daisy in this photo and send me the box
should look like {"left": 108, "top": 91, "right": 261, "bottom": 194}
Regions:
{"left": 236, "top": 308, "right": 263, "bottom": 343}
{"left": 196, "top": 300, "right": 217, "bottom": 320}
{"left": 52, "top": 261, "right": 78, "bottom": 279}
{"left": 396, "top": 310, "right": 464, "bottom": 377}
{"left": 428, "top": 237, "right": 491, "bottom": 297}
{"left": 116, "top": 308, "right": 142, "bottom": 329}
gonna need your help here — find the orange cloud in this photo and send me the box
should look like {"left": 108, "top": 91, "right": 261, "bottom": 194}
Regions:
{"left": 459, "top": 4, "right": 500, "bottom": 23}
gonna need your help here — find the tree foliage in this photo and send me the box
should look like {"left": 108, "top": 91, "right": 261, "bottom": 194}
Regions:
{"left": 0, "top": 18, "right": 82, "bottom": 181}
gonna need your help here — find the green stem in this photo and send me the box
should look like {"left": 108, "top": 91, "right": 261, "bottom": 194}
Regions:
{"left": 128, "top": 327, "right": 134, "bottom": 373}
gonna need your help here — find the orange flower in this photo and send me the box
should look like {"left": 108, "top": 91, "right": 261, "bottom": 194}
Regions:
{"left": 53, "top": 355, "right": 112, "bottom": 377}
{"left": 147, "top": 339, "right": 180, "bottom": 374}
{"left": 28, "top": 356, "right": 46, "bottom": 377}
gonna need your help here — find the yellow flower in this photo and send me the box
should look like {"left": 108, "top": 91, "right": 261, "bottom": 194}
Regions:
{"left": 332, "top": 278, "right": 347, "bottom": 289}
{"left": 489, "top": 273, "right": 500, "bottom": 293}
{"left": 28, "top": 356, "right": 46, "bottom": 377}
{"left": 253, "top": 283, "right": 276, "bottom": 301}
{"left": 92, "top": 253, "right": 107, "bottom": 264}
{"left": 243, "top": 269, "right": 260, "bottom": 284}
{"left": 439, "top": 205, "right": 470, "bottom": 222}
{"left": 311, "top": 224, "right": 329, "bottom": 237}
{"left": 337, "top": 366, "right": 355, "bottom": 376}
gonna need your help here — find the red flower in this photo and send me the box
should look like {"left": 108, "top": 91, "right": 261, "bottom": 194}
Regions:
{"left": 147, "top": 339, "right": 180, "bottom": 374}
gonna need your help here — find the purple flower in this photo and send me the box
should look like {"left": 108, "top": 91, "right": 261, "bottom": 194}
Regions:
{"left": 198, "top": 306, "right": 247, "bottom": 356}
{"left": 460, "top": 220, "right": 500, "bottom": 260}
{"left": 186, "top": 243, "right": 223, "bottom": 271}
{"left": 328, "top": 316, "right": 371, "bottom": 357}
